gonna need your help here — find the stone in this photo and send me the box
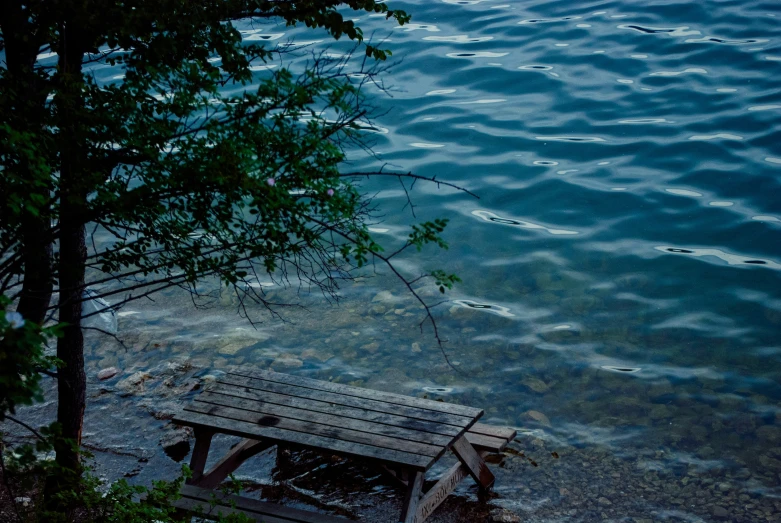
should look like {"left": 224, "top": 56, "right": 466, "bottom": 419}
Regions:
{"left": 711, "top": 505, "right": 730, "bottom": 520}
{"left": 524, "top": 410, "right": 551, "bottom": 427}
{"left": 411, "top": 342, "right": 422, "bottom": 353}
{"left": 301, "top": 348, "right": 335, "bottom": 362}
{"left": 371, "top": 304, "right": 387, "bottom": 315}
{"left": 97, "top": 367, "right": 120, "bottom": 380}
{"left": 160, "top": 428, "right": 191, "bottom": 462}
{"left": 116, "top": 371, "right": 152, "bottom": 395}
{"left": 521, "top": 377, "right": 550, "bottom": 394}
{"left": 270, "top": 354, "right": 303, "bottom": 369}
{"left": 372, "top": 290, "right": 394, "bottom": 304}
{"left": 597, "top": 497, "right": 612, "bottom": 506}
{"left": 217, "top": 341, "right": 253, "bottom": 355}
{"left": 361, "top": 342, "right": 380, "bottom": 353}
{"left": 488, "top": 508, "right": 521, "bottom": 523}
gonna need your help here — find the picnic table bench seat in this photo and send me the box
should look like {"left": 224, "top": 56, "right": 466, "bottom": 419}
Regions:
{"left": 172, "top": 484, "right": 348, "bottom": 522}
{"left": 172, "top": 369, "right": 516, "bottom": 523}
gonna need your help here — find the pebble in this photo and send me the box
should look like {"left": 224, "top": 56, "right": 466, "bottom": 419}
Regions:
{"left": 411, "top": 342, "right": 422, "bottom": 353}
{"left": 97, "top": 367, "right": 120, "bottom": 380}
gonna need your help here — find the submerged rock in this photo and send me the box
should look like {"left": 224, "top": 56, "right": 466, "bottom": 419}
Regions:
{"left": 97, "top": 367, "right": 120, "bottom": 381}
{"left": 271, "top": 354, "right": 303, "bottom": 370}
{"left": 116, "top": 371, "right": 152, "bottom": 395}
{"left": 371, "top": 290, "right": 395, "bottom": 304}
{"left": 525, "top": 410, "right": 552, "bottom": 427}
{"left": 521, "top": 377, "right": 550, "bottom": 394}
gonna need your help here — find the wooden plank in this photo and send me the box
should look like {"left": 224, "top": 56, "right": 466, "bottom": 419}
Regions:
{"left": 179, "top": 484, "right": 349, "bottom": 523}
{"left": 399, "top": 470, "right": 425, "bottom": 523}
{"left": 468, "top": 423, "right": 517, "bottom": 441}
{"left": 186, "top": 428, "right": 214, "bottom": 485}
{"left": 173, "top": 410, "right": 433, "bottom": 470}
{"left": 218, "top": 374, "right": 475, "bottom": 428}
{"left": 451, "top": 435, "right": 495, "bottom": 490}
{"left": 171, "top": 496, "right": 292, "bottom": 523}
{"left": 185, "top": 401, "right": 444, "bottom": 458}
{"left": 196, "top": 438, "right": 275, "bottom": 489}
{"left": 414, "top": 450, "right": 489, "bottom": 523}
{"left": 230, "top": 369, "right": 482, "bottom": 418}
{"left": 465, "top": 432, "right": 509, "bottom": 453}
{"left": 209, "top": 383, "right": 463, "bottom": 438}
{"left": 196, "top": 390, "right": 454, "bottom": 447}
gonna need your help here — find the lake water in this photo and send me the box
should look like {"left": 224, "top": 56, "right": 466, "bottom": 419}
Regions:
{"left": 19, "top": 0, "right": 781, "bottom": 521}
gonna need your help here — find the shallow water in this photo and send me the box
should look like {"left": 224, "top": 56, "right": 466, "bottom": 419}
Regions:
{"left": 15, "top": 0, "right": 781, "bottom": 521}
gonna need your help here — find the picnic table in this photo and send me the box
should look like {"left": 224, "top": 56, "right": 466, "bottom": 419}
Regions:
{"left": 172, "top": 369, "right": 515, "bottom": 523}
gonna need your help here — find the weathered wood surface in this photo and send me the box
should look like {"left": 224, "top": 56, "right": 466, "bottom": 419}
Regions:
{"left": 174, "top": 484, "right": 348, "bottom": 523}
{"left": 414, "top": 450, "right": 490, "bottom": 523}
{"left": 465, "top": 432, "right": 509, "bottom": 453}
{"left": 469, "top": 423, "right": 517, "bottom": 442}
{"left": 229, "top": 369, "right": 482, "bottom": 418}
{"left": 195, "top": 438, "right": 275, "bottom": 489}
{"left": 206, "top": 382, "right": 464, "bottom": 436}
{"left": 174, "top": 409, "right": 433, "bottom": 470}
{"left": 451, "top": 435, "right": 495, "bottom": 490}
{"left": 195, "top": 390, "right": 455, "bottom": 447}
{"left": 184, "top": 400, "right": 444, "bottom": 458}
{"left": 216, "top": 374, "right": 477, "bottom": 428}
{"left": 400, "top": 470, "right": 426, "bottom": 523}
{"left": 186, "top": 428, "right": 214, "bottom": 485}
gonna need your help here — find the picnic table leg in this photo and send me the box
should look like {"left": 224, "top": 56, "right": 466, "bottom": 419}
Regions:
{"left": 399, "top": 470, "right": 425, "bottom": 523}
{"left": 186, "top": 427, "right": 214, "bottom": 485}
{"left": 451, "top": 435, "right": 495, "bottom": 492}
{"left": 196, "top": 438, "right": 275, "bottom": 489}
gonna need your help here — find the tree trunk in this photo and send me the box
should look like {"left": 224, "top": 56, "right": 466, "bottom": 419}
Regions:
{"left": 16, "top": 214, "right": 53, "bottom": 325}
{"left": 54, "top": 217, "right": 87, "bottom": 474}
{"left": 0, "top": 6, "right": 54, "bottom": 324}
{"left": 50, "top": 19, "right": 89, "bottom": 487}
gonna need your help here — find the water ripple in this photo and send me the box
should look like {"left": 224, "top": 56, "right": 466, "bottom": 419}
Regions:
{"left": 472, "top": 210, "right": 579, "bottom": 235}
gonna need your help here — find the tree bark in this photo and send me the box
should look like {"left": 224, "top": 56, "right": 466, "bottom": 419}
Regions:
{"left": 51, "top": 18, "right": 89, "bottom": 482}
{"left": 16, "top": 214, "right": 54, "bottom": 325}
{"left": 0, "top": 5, "right": 54, "bottom": 324}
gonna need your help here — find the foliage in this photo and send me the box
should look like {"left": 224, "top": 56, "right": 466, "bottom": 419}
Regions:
{"left": 0, "top": 0, "right": 466, "bottom": 508}
{"left": 2, "top": 448, "right": 253, "bottom": 523}
{"left": 0, "top": 297, "right": 62, "bottom": 420}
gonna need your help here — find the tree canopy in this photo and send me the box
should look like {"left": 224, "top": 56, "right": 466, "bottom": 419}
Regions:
{"left": 0, "top": 0, "right": 463, "bottom": 497}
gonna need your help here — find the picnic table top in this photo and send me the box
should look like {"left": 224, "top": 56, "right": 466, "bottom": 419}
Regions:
{"left": 173, "top": 368, "right": 484, "bottom": 471}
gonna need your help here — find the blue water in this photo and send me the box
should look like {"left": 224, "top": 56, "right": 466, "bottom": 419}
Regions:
{"left": 63, "top": 1, "right": 781, "bottom": 521}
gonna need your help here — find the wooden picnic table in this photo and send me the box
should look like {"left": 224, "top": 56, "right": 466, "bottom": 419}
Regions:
{"left": 172, "top": 368, "right": 514, "bottom": 523}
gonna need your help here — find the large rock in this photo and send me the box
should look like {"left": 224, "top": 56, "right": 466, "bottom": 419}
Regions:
{"left": 116, "top": 371, "right": 152, "bottom": 395}
{"left": 524, "top": 410, "right": 551, "bottom": 427}
{"left": 160, "top": 428, "right": 191, "bottom": 462}
{"left": 372, "top": 291, "right": 395, "bottom": 304}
